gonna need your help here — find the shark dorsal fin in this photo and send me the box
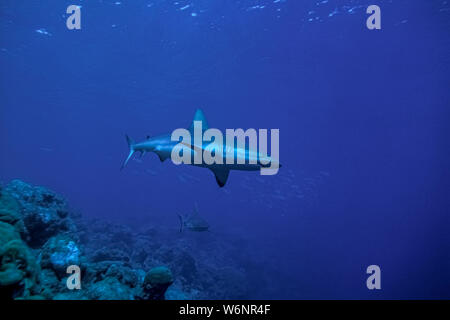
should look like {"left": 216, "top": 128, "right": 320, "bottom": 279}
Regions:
{"left": 193, "top": 202, "right": 199, "bottom": 215}
{"left": 189, "top": 109, "right": 209, "bottom": 133}
{"left": 210, "top": 168, "right": 230, "bottom": 188}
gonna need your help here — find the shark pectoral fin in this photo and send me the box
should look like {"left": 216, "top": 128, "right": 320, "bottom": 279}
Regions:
{"left": 155, "top": 151, "right": 169, "bottom": 162}
{"left": 210, "top": 168, "right": 230, "bottom": 188}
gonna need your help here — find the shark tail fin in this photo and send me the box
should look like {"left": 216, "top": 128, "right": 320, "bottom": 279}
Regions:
{"left": 121, "top": 135, "right": 135, "bottom": 170}
{"left": 177, "top": 213, "right": 184, "bottom": 233}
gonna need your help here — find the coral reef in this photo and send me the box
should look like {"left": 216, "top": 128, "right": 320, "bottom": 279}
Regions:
{"left": 0, "top": 180, "right": 252, "bottom": 300}
{"left": 0, "top": 221, "right": 39, "bottom": 299}
{"left": 40, "top": 234, "right": 82, "bottom": 277}
{"left": 141, "top": 266, "right": 173, "bottom": 300}
{"left": 4, "top": 180, "right": 76, "bottom": 248}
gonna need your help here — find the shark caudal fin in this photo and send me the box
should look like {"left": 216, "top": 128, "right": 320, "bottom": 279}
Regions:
{"left": 121, "top": 135, "right": 135, "bottom": 170}
{"left": 189, "top": 109, "right": 209, "bottom": 133}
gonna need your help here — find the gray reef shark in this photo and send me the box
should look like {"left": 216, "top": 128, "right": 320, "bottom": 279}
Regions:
{"left": 121, "top": 109, "right": 280, "bottom": 187}
{"left": 177, "top": 203, "right": 209, "bottom": 232}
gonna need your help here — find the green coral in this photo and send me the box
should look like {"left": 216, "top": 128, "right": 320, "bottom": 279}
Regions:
{"left": 0, "top": 193, "right": 24, "bottom": 233}
{"left": 87, "top": 277, "right": 134, "bottom": 300}
{"left": 0, "top": 221, "right": 19, "bottom": 243}
{"left": 53, "top": 292, "right": 88, "bottom": 300}
{"left": 145, "top": 266, "right": 173, "bottom": 286}
{"left": 0, "top": 221, "right": 39, "bottom": 298}
{"left": 142, "top": 266, "right": 174, "bottom": 300}
{"left": 21, "top": 294, "right": 46, "bottom": 300}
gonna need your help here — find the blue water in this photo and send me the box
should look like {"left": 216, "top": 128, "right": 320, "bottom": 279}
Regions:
{"left": 1, "top": 0, "right": 449, "bottom": 299}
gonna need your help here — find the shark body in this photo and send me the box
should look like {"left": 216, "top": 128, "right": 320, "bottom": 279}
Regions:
{"left": 121, "top": 109, "right": 279, "bottom": 187}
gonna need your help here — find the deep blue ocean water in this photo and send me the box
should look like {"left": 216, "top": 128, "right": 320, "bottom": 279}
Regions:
{"left": 1, "top": 0, "right": 449, "bottom": 299}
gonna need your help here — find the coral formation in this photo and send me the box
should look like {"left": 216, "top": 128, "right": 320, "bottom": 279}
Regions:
{"left": 141, "top": 266, "right": 173, "bottom": 300}
{"left": 0, "top": 180, "right": 251, "bottom": 299}
{"left": 4, "top": 180, "right": 76, "bottom": 248}
{"left": 0, "top": 221, "right": 39, "bottom": 299}
{"left": 0, "top": 192, "right": 21, "bottom": 226}
{"left": 40, "top": 234, "right": 82, "bottom": 277}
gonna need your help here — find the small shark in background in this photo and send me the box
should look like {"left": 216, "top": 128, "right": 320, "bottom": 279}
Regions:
{"left": 121, "top": 109, "right": 280, "bottom": 187}
{"left": 177, "top": 203, "right": 209, "bottom": 232}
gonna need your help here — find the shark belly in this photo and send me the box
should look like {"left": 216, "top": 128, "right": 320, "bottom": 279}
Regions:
{"left": 195, "top": 163, "right": 261, "bottom": 171}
